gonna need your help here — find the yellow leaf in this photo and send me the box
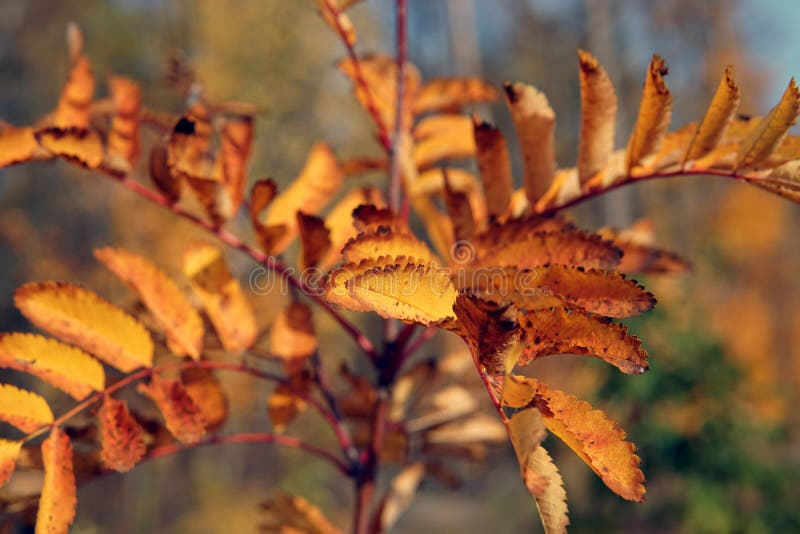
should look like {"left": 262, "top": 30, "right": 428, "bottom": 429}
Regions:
{"left": 346, "top": 261, "right": 458, "bottom": 325}
{"left": 413, "top": 77, "right": 497, "bottom": 115}
{"left": 379, "top": 462, "right": 426, "bottom": 531}
{"left": 95, "top": 247, "right": 204, "bottom": 360}
{"left": 137, "top": 374, "right": 206, "bottom": 444}
{"left": 518, "top": 308, "right": 648, "bottom": 373}
{"left": 0, "top": 384, "right": 53, "bottom": 433}
{"left": 267, "top": 384, "right": 308, "bottom": 433}
{"left": 35, "top": 127, "right": 104, "bottom": 169}
{"left": 269, "top": 301, "right": 317, "bottom": 375}
{"left": 181, "top": 367, "right": 228, "bottom": 432}
{"left": 14, "top": 282, "right": 153, "bottom": 373}
{"left": 504, "top": 82, "right": 556, "bottom": 203}
{"left": 342, "top": 229, "right": 435, "bottom": 265}
{"left": 182, "top": 242, "right": 257, "bottom": 355}
{"left": 319, "top": 187, "right": 386, "bottom": 269}
{"left": 97, "top": 396, "right": 146, "bottom": 472}
{"left": 0, "top": 333, "right": 104, "bottom": 400}
{"left": 735, "top": 78, "right": 800, "bottom": 170}
{"left": 529, "top": 445, "right": 570, "bottom": 534}
{"left": 473, "top": 116, "right": 513, "bottom": 219}
{"left": 412, "top": 114, "right": 476, "bottom": 169}
{"left": 53, "top": 52, "right": 94, "bottom": 130}
{"left": 0, "top": 439, "right": 22, "bottom": 487}
{"left": 683, "top": 65, "right": 740, "bottom": 164}
{"left": 325, "top": 256, "right": 404, "bottom": 310}
{"left": 263, "top": 143, "right": 344, "bottom": 254}
{"left": 507, "top": 409, "right": 548, "bottom": 493}
{"left": 36, "top": 427, "right": 77, "bottom": 534}
{"left": 578, "top": 50, "right": 617, "bottom": 184}
{"left": 0, "top": 127, "right": 39, "bottom": 168}
{"left": 105, "top": 76, "right": 142, "bottom": 174}
{"left": 625, "top": 55, "right": 672, "bottom": 172}
{"left": 411, "top": 196, "right": 453, "bottom": 260}
{"left": 520, "top": 378, "right": 645, "bottom": 502}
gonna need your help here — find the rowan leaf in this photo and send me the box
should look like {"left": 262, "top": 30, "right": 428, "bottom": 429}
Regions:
{"left": 35, "top": 127, "right": 104, "bottom": 169}
{"left": 95, "top": 247, "right": 204, "bottom": 360}
{"left": 473, "top": 116, "right": 513, "bottom": 219}
{"left": 518, "top": 308, "right": 648, "bottom": 373}
{"left": 36, "top": 426, "right": 77, "bottom": 534}
{"left": 683, "top": 66, "right": 740, "bottom": 164}
{"left": 53, "top": 48, "right": 94, "bottom": 129}
{"left": 504, "top": 82, "right": 556, "bottom": 203}
{"left": 412, "top": 168, "right": 488, "bottom": 229}
{"left": 378, "top": 462, "right": 426, "bottom": 532}
{"left": 577, "top": 50, "right": 617, "bottom": 184}
{"left": 346, "top": 261, "right": 458, "bottom": 325}
{"left": 474, "top": 215, "right": 574, "bottom": 253}
{"left": 735, "top": 78, "right": 800, "bottom": 170}
{"left": 0, "top": 333, "right": 104, "bottom": 400}
{"left": 297, "top": 212, "right": 331, "bottom": 270}
{"left": 262, "top": 143, "right": 344, "bottom": 253}
{"left": 0, "top": 439, "right": 22, "bottom": 487}
{"left": 105, "top": 75, "right": 142, "bottom": 174}
{"left": 219, "top": 115, "right": 253, "bottom": 215}
{"left": 0, "top": 127, "right": 39, "bottom": 168}
{"left": 507, "top": 409, "right": 548, "bottom": 493}
{"left": 0, "top": 384, "right": 54, "bottom": 433}
{"left": 269, "top": 301, "right": 317, "bottom": 375}
{"left": 181, "top": 367, "right": 228, "bottom": 432}
{"left": 413, "top": 114, "right": 476, "bottom": 169}
{"left": 452, "top": 294, "right": 519, "bottom": 375}
{"left": 182, "top": 242, "right": 257, "bottom": 355}
{"left": 137, "top": 374, "right": 206, "bottom": 444}
{"left": 626, "top": 55, "right": 672, "bottom": 172}
{"left": 319, "top": 186, "right": 386, "bottom": 268}
{"left": 529, "top": 444, "right": 570, "bottom": 534}
{"left": 443, "top": 170, "right": 476, "bottom": 242}
{"left": 268, "top": 383, "right": 308, "bottom": 433}
{"left": 149, "top": 142, "right": 181, "bottom": 203}
{"left": 14, "top": 282, "right": 153, "bottom": 373}
{"left": 517, "top": 377, "right": 645, "bottom": 501}
{"left": 342, "top": 229, "right": 435, "bottom": 265}
{"left": 413, "top": 77, "right": 497, "bottom": 115}
{"left": 325, "top": 256, "right": 403, "bottom": 310}
{"left": 97, "top": 396, "right": 146, "bottom": 472}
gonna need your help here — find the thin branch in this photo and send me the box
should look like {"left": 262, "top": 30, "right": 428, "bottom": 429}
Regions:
{"left": 388, "top": 0, "right": 408, "bottom": 211}
{"left": 401, "top": 327, "right": 437, "bottom": 361}
{"left": 467, "top": 345, "right": 508, "bottom": 423}
{"left": 310, "top": 351, "right": 360, "bottom": 464}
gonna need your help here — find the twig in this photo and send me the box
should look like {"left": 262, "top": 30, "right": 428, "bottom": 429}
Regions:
{"left": 388, "top": 0, "right": 408, "bottom": 212}
{"left": 401, "top": 327, "right": 437, "bottom": 361}
{"left": 310, "top": 352, "right": 360, "bottom": 464}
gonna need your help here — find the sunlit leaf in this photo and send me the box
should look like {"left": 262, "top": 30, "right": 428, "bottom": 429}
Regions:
{"left": 473, "top": 116, "right": 513, "bottom": 219}
{"left": 35, "top": 127, "right": 104, "bottom": 169}
{"left": 0, "top": 127, "right": 39, "bottom": 168}
{"left": 683, "top": 65, "right": 739, "bottom": 164}
{"left": 378, "top": 462, "right": 426, "bottom": 531}
{"left": 578, "top": 50, "right": 617, "bottom": 184}
{"left": 105, "top": 75, "right": 142, "bottom": 174}
{"left": 413, "top": 77, "right": 497, "bottom": 115}
{"left": 413, "top": 113, "right": 476, "bottom": 169}
{"left": 625, "top": 55, "right": 672, "bottom": 172}
{"left": 0, "top": 439, "right": 22, "bottom": 487}
{"left": 342, "top": 229, "right": 435, "bottom": 265}
{"left": 36, "top": 426, "right": 77, "bottom": 534}
{"left": 0, "top": 384, "right": 53, "bottom": 433}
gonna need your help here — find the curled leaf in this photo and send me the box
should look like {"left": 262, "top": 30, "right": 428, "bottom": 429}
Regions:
{"left": 137, "top": 374, "right": 206, "bottom": 444}
{"left": 683, "top": 65, "right": 739, "bottom": 164}
{"left": 414, "top": 77, "right": 497, "bottom": 115}
{"left": 36, "top": 426, "right": 77, "bottom": 534}
{"left": 473, "top": 116, "right": 513, "bottom": 219}
{"left": 181, "top": 367, "right": 228, "bottom": 432}
{"left": 35, "top": 127, "right": 103, "bottom": 169}
{"left": 626, "top": 55, "right": 672, "bottom": 172}
{"left": 578, "top": 50, "right": 617, "bottom": 184}
{"left": 0, "top": 384, "right": 53, "bottom": 433}
{"left": 97, "top": 396, "right": 146, "bottom": 472}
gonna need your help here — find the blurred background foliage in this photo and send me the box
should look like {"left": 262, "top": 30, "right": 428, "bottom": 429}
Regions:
{"left": 1, "top": 0, "right": 800, "bottom": 532}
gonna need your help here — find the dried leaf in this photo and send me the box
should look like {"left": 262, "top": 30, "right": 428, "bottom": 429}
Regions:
{"left": 0, "top": 127, "right": 39, "bottom": 168}
{"left": 578, "top": 50, "right": 617, "bottom": 184}
{"left": 504, "top": 82, "right": 556, "bottom": 203}
{"left": 181, "top": 367, "right": 228, "bottom": 432}
{"left": 518, "top": 308, "right": 648, "bottom": 373}
{"left": 452, "top": 294, "right": 518, "bottom": 375}
{"left": 35, "top": 127, "right": 104, "bottom": 169}
{"left": 182, "top": 242, "right": 257, "bottom": 354}
{"left": 443, "top": 170, "right": 476, "bottom": 242}
{"left": 149, "top": 142, "right": 181, "bottom": 203}
{"left": 626, "top": 55, "right": 672, "bottom": 171}
{"left": 325, "top": 255, "right": 404, "bottom": 310}
{"left": 267, "top": 384, "right": 308, "bottom": 433}
{"left": 320, "top": 187, "right": 386, "bottom": 268}
{"left": 0, "top": 333, "right": 104, "bottom": 401}
{"left": 95, "top": 247, "right": 204, "bottom": 360}
{"left": 53, "top": 52, "right": 94, "bottom": 129}
{"left": 0, "top": 439, "right": 22, "bottom": 487}
{"left": 412, "top": 168, "right": 488, "bottom": 230}
{"left": 529, "top": 445, "right": 570, "bottom": 534}
{"left": 137, "top": 374, "right": 206, "bottom": 444}
{"left": 683, "top": 66, "right": 739, "bottom": 163}
{"left": 263, "top": 143, "right": 344, "bottom": 253}
{"left": 105, "top": 76, "right": 142, "bottom": 174}
{"left": 36, "top": 427, "right": 77, "bottom": 534}
{"left": 269, "top": 301, "right": 317, "bottom": 375}
{"left": 0, "top": 384, "right": 53, "bottom": 433}
{"left": 413, "top": 114, "right": 476, "bottom": 169}
{"left": 297, "top": 212, "right": 331, "bottom": 270}
{"left": 97, "top": 396, "right": 146, "bottom": 472}
{"left": 378, "top": 463, "right": 426, "bottom": 531}
{"left": 598, "top": 222, "right": 691, "bottom": 274}
{"left": 219, "top": 115, "right": 253, "bottom": 214}
{"left": 473, "top": 116, "right": 513, "bottom": 219}
{"left": 414, "top": 77, "right": 497, "bottom": 115}
{"left": 735, "top": 78, "right": 800, "bottom": 170}
{"left": 14, "top": 282, "right": 153, "bottom": 373}
{"left": 342, "top": 229, "right": 435, "bottom": 265}
{"left": 249, "top": 178, "right": 278, "bottom": 225}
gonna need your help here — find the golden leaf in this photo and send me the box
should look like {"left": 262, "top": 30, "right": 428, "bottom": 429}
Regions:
{"left": 735, "top": 78, "right": 800, "bottom": 170}
{"left": 342, "top": 229, "right": 435, "bottom": 265}
{"left": 0, "top": 384, "right": 53, "bottom": 433}
{"left": 0, "top": 333, "right": 104, "bottom": 400}
{"left": 0, "top": 439, "right": 22, "bottom": 487}
{"left": 149, "top": 142, "right": 181, "bottom": 203}
{"left": 683, "top": 65, "right": 739, "bottom": 164}
{"left": 267, "top": 384, "right": 308, "bottom": 433}
{"left": 97, "top": 396, "right": 146, "bottom": 472}
{"left": 263, "top": 143, "right": 344, "bottom": 253}
{"left": 0, "top": 127, "right": 39, "bottom": 168}
{"left": 182, "top": 242, "right": 257, "bottom": 355}
{"left": 378, "top": 462, "right": 426, "bottom": 531}
{"left": 443, "top": 170, "right": 476, "bottom": 242}
{"left": 325, "top": 256, "right": 402, "bottom": 310}
{"left": 507, "top": 409, "right": 548, "bottom": 493}
{"left": 95, "top": 247, "right": 204, "bottom": 360}
{"left": 473, "top": 116, "right": 513, "bottom": 219}
{"left": 36, "top": 427, "right": 77, "bottom": 534}
{"left": 259, "top": 493, "right": 342, "bottom": 534}
{"left": 35, "top": 127, "right": 104, "bottom": 169}
{"left": 181, "top": 367, "right": 228, "bottom": 432}
{"left": 137, "top": 374, "right": 206, "bottom": 444}
{"left": 53, "top": 53, "right": 94, "bottom": 130}
{"left": 219, "top": 115, "right": 253, "bottom": 214}
{"left": 297, "top": 212, "right": 331, "bottom": 270}
{"left": 577, "top": 50, "right": 617, "bottom": 184}
{"left": 105, "top": 76, "right": 142, "bottom": 174}
{"left": 413, "top": 114, "right": 476, "bottom": 169}
{"left": 14, "top": 282, "right": 153, "bottom": 373}
{"left": 504, "top": 82, "right": 556, "bottom": 203}
{"left": 412, "top": 168, "right": 488, "bottom": 230}
{"left": 529, "top": 445, "right": 570, "bottom": 534}
{"left": 269, "top": 301, "right": 317, "bottom": 375}
{"left": 413, "top": 77, "right": 497, "bottom": 115}
{"left": 625, "top": 55, "right": 672, "bottom": 172}
{"left": 319, "top": 187, "right": 386, "bottom": 269}
{"left": 167, "top": 106, "right": 215, "bottom": 181}
{"left": 518, "top": 308, "right": 648, "bottom": 373}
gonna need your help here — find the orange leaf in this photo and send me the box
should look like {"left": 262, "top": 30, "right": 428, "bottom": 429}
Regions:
{"left": 181, "top": 367, "right": 228, "bottom": 432}
{"left": 53, "top": 52, "right": 94, "bottom": 130}
{"left": 105, "top": 76, "right": 142, "bottom": 174}
{"left": 413, "top": 114, "right": 476, "bottom": 169}
{"left": 473, "top": 116, "right": 513, "bottom": 219}
{"left": 683, "top": 65, "right": 739, "bottom": 164}
{"left": 443, "top": 170, "right": 476, "bottom": 242}
{"left": 414, "top": 77, "right": 497, "bottom": 115}
{"left": 578, "top": 50, "right": 617, "bottom": 184}
{"left": 342, "top": 229, "right": 434, "bottom": 265}
{"left": 0, "top": 384, "right": 53, "bottom": 433}
{"left": 137, "top": 374, "right": 206, "bottom": 444}
{"left": 518, "top": 308, "right": 648, "bottom": 374}
{"left": 35, "top": 127, "right": 104, "bottom": 169}
{"left": 219, "top": 115, "right": 253, "bottom": 214}
{"left": 626, "top": 55, "right": 672, "bottom": 172}
{"left": 0, "top": 127, "right": 39, "bottom": 168}
{"left": 319, "top": 186, "right": 386, "bottom": 269}
{"left": 0, "top": 439, "right": 22, "bottom": 487}
{"left": 297, "top": 212, "right": 331, "bottom": 270}
{"left": 36, "top": 426, "right": 77, "bottom": 534}
{"left": 267, "top": 384, "right": 308, "bottom": 433}
{"left": 97, "top": 396, "right": 146, "bottom": 472}
{"left": 269, "top": 301, "right": 317, "bottom": 376}
{"left": 149, "top": 142, "right": 181, "bottom": 203}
